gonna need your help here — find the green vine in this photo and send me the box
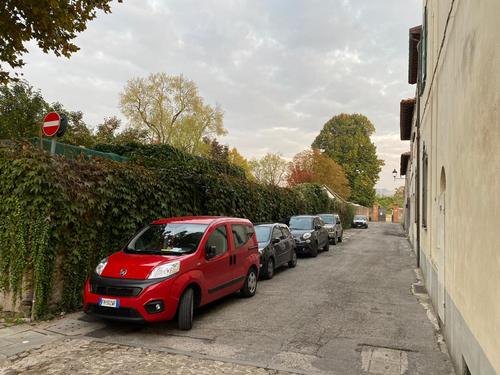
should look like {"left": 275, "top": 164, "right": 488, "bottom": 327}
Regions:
{"left": 0, "top": 142, "right": 356, "bottom": 318}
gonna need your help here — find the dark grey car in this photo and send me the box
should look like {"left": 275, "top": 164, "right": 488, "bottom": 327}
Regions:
{"left": 318, "top": 213, "right": 343, "bottom": 244}
{"left": 288, "top": 215, "right": 329, "bottom": 257}
{"left": 255, "top": 223, "right": 297, "bottom": 279}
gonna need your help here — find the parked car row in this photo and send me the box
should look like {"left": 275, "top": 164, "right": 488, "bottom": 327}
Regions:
{"left": 83, "top": 213, "right": 347, "bottom": 330}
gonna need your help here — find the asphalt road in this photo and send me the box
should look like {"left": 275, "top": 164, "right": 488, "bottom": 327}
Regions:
{"left": 0, "top": 223, "right": 455, "bottom": 375}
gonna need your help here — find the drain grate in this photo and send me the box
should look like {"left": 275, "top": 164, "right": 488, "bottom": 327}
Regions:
{"left": 361, "top": 345, "right": 409, "bottom": 375}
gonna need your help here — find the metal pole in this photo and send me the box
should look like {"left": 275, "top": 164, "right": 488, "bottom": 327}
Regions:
{"left": 50, "top": 137, "right": 56, "bottom": 155}
{"left": 39, "top": 122, "right": 43, "bottom": 150}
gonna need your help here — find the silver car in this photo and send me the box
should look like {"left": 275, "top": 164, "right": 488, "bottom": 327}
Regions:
{"left": 318, "top": 213, "right": 343, "bottom": 245}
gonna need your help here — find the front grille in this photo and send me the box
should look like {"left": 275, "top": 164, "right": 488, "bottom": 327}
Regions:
{"left": 88, "top": 304, "right": 142, "bottom": 319}
{"left": 90, "top": 284, "right": 142, "bottom": 297}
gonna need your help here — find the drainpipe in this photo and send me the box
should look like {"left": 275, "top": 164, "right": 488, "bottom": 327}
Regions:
{"left": 416, "top": 90, "right": 421, "bottom": 268}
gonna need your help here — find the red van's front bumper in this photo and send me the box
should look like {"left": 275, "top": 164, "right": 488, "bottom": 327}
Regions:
{"left": 83, "top": 274, "right": 180, "bottom": 322}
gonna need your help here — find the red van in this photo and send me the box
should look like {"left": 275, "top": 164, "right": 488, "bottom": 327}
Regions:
{"left": 84, "top": 216, "right": 260, "bottom": 330}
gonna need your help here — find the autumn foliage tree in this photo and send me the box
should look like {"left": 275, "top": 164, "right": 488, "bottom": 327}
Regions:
{"left": 1, "top": 0, "right": 119, "bottom": 83}
{"left": 287, "top": 149, "right": 351, "bottom": 199}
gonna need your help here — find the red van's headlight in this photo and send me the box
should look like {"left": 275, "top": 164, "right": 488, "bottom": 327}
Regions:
{"left": 148, "top": 261, "right": 180, "bottom": 279}
{"left": 95, "top": 258, "right": 108, "bottom": 276}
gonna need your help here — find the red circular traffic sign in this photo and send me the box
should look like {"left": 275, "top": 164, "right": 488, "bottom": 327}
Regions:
{"left": 43, "top": 112, "right": 61, "bottom": 137}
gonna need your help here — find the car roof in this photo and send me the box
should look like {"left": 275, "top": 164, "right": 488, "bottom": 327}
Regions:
{"left": 151, "top": 216, "right": 252, "bottom": 225}
{"left": 290, "top": 215, "right": 316, "bottom": 218}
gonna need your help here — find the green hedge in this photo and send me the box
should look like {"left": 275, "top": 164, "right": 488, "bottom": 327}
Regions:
{"left": 0, "top": 143, "right": 353, "bottom": 318}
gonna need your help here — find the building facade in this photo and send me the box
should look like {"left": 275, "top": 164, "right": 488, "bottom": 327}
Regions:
{"left": 400, "top": 1, "right": 500, "bottom": 374}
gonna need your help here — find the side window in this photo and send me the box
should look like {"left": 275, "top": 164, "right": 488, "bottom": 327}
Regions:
{"left": 206, "top": 225, "right": 228, "bottom": 257}
{"left": 272, "top": 227, "right": 282, "bottom": 240}
{"left": 280, "top": 226, "right": 290, "bottom": 238}
{"left": 336, "top": 216, "right": 341, "bottom": 224}
{"left": 232, "top": 224, "right": 253, "bottom": 249}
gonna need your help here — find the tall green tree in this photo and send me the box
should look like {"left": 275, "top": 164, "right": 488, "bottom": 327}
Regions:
{"left": 0, "top": 80, "right": 49, "bottom": 139}
{"left": 312, "top": 113, "right": 384, "bottom": 206}
{"left": 0, "top": 0, "right": 119, "bottom": 83}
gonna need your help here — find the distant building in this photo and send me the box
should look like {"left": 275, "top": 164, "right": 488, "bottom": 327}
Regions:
{"left": 400, "top": 1, "right": 500, "bottom": 374}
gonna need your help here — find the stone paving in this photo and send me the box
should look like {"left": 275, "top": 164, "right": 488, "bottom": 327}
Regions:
{"left": 0, "top": 339, "right": 289, "bottom": 374}
{"left": 0, "top": 224, "right": 455, "bottom": 374}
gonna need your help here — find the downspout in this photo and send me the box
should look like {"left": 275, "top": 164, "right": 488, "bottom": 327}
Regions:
{"left": 416, "top": 93, "right": 421, "bottom": 268}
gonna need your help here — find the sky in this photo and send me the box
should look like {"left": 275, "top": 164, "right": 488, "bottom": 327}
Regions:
{"left": 19, "top": 0, "right": 419, "bottom": 191}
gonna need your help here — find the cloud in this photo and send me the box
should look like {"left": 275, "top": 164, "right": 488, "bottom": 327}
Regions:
{"left": 19, "top": 0, "right": 420, "bottom": 189}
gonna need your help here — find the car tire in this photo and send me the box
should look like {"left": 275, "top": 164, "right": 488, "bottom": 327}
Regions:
{"left": 178, "top": 288, "right": 194, "bottom": 331}
{"left": 331, "top": 235, "right": 337, "bottom": 246}
{"left": 310, "top": 242, "right": 318, "bottom": 257}
{"left": 288, "top": 251, "right": 297, "bottom": 268}
{"left": 241, "top": 268, "right": 258, "bottom": 298}
{"left": 263, "top": 257, "right": 274, "bottom": 280}
{"left": 323, "top": 241, "right": 329, "bottom": 252}
{"left": 338, "top": 232, "right": 343, "bottom": 243}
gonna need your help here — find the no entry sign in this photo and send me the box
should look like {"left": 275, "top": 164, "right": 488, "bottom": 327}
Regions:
{"left": 43, "top": 112, "right": 61, "bottom": 137}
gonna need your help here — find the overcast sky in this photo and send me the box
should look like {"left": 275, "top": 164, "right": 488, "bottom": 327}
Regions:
{"left": 20, "top": 0, "right": 419, "bottom": 190}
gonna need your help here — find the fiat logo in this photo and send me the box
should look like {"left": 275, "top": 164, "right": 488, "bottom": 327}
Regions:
{"left": 119, "top": 268, "right": 127, "bottom": 277}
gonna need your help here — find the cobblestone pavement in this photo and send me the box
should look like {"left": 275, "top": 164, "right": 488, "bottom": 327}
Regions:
{"left": 0, "top": 339, "right": 288, "bottom": 375}
{"left": 0, "top": 224, "right": 454, "bottom": 374}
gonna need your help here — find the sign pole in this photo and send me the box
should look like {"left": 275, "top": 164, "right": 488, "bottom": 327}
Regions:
{"left": 39, "top": 122, "right": 43, "bottom": 150}
{"left": 50, "top": 137, "right": 57, "bottom": 155}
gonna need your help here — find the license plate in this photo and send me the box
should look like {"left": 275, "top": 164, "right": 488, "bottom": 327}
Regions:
{"left": 98, "top": 297, "right": 120, "bottom": 308}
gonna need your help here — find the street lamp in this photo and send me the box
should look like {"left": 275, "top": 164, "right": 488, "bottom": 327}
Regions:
{"left": 392, "top": 169, "right": 404, "bottom": 181}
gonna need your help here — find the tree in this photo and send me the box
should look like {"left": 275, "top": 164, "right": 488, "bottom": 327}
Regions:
{"left": 228, "top": 147, "right": 253, "bottom": 179}
{"left": 287, "top": 149, "right": 351, "bottom": 199}
{"left": 0, "top": 0, "right": 119, "bottom": 83}
{"left": 0, "top": 80, "right": 49, "bottom": 139}
{"left": 94, "top": 116, "right": 121, "bottom": 144}
{"left": 119, "top": 73, "right": 226, "bottom": 154}
{"left": 202, "top": 136, "right": 229, "bottom": 161}
{"left": 312, "top": 113, "right": 384, "bottom": 206}
{"left": 250, "top": 153, "right": 288, "bottom": 186}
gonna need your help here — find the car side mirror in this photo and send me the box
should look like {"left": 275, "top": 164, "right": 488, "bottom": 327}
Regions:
{"left": 205, "top": 245, "right": 217, "bottom": 259}
{"left": 272, "top": 238, "right": 280, "bottom": 244}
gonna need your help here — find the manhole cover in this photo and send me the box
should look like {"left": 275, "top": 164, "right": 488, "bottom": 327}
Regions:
{"left": 361, "top": 346, "right": 408, "bottom": 375}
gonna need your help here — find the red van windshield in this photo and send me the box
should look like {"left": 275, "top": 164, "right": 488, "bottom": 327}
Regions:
{"left": 125, "top": 223, "right": 208, "bottom": 255}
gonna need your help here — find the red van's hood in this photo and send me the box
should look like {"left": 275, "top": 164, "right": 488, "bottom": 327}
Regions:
{"left": 100, "top": 251, "right": 181, "bottom": 280}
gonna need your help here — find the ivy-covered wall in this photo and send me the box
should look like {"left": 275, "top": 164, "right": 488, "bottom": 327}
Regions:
{"left": 0, "top": 143, "right": 353, "bottom": 318}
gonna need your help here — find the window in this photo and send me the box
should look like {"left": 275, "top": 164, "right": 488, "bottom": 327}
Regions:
{"left": 289, "top": 217, "right": 313, "bottom": 230}
{"left": 206, "top": 225, "right": 228, "bottom": 257}
{"left": 419, "top": 6, "right": 428, "bottom": 95}
{"left": 125, "top": 223, "right": 208, "bottom": 255}
{"left": 231, "top": 224, "right": 254, "bottom": 248}
{"left": 255, "top": 226, "right": 271, "bottom": 243}
{"left": 318, "top": 214, "right": 334, "bottom": 224}
{"left": 280, "top": 226, "right": 291, "bottom": 238}
{"left": 272, "top": 227, "right": 282, "bottom": 241}
{"left": 422, "top": 149, "right": 429, "bottom": 228}
{"left": 336, "top": 216, "right": 341, "bottom": 224}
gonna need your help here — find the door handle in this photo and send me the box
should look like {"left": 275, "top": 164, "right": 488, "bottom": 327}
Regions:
{"left": 229, "top": 254, "right": 236, "bottom": 265}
